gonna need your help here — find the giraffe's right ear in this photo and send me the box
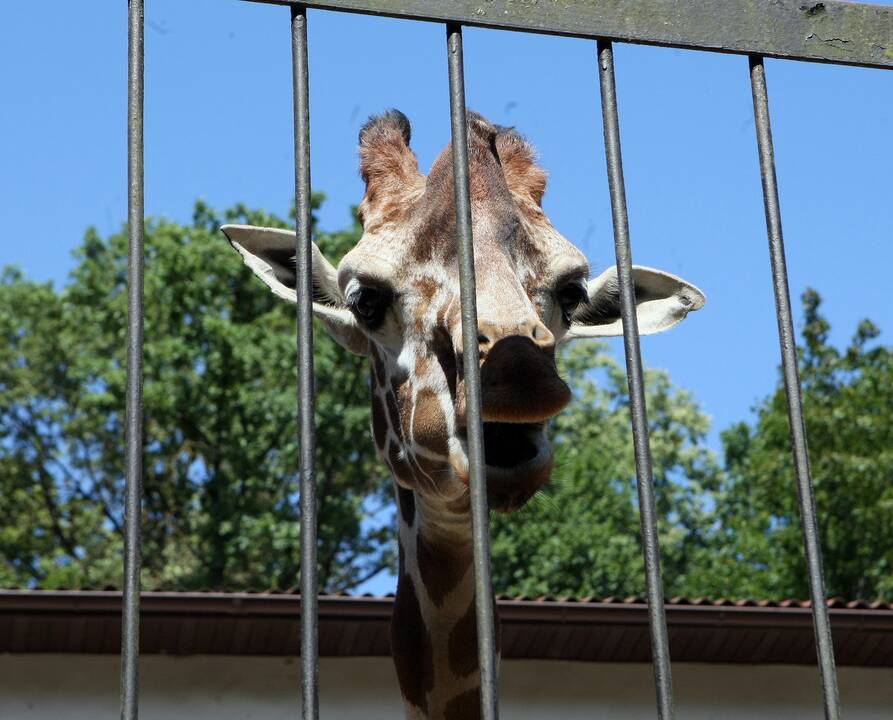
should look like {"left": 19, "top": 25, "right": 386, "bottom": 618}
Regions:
{"left": 221, "top": 224, "right": 369, "bottom": 355}
{"left": 358, "top": 110, "right": 424, "bottom": 228}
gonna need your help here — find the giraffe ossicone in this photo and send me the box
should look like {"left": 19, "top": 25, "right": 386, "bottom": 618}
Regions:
{"left": 222, "top": 109, "right": 705, "bottom": 720}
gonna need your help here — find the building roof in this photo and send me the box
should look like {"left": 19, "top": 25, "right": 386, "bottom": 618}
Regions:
{"left": 2, "top": 590, "right": 892, "bottom": 666}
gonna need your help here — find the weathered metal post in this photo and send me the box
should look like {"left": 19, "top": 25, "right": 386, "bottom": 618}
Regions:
{"left": 446, "top": 21, "right": 501, "bottom": 720}
{"left": 291, "top": 5, "right": 320, "bottom": 720}
{"left": 748, "top": 54, "right": 841, "bottom": 720}
{"left": 121, "top": 1, "right": 144, "bottom": 718}
{"left": 597, "top": 39, "right": 675, "bottom": 720}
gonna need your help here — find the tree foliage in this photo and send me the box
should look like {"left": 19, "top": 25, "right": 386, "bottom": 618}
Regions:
{"left": 705, "top": 290, "right": 893, "bottom": 600}
{"left": 2, "top": 199, "right": 891, "bottom": 602}
{"left": 0, "top": 201, "right": 392, "bottom": 591}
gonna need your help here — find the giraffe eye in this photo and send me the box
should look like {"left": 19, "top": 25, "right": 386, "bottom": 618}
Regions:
{"left": 348, "top": 285, "right": 392, "bottom": 329}
{"left": 556, "top": 282, "right": 588, "bottom": 324}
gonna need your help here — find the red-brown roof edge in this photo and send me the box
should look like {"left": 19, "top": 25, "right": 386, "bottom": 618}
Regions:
{"left": 2, "top": 590, "right": 891, "bottom": 665}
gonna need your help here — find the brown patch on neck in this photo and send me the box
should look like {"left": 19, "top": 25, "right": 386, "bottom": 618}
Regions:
{"left": 413, "top": 453, "right": 449, "bottom": 485}
{"left": 385, "top": 390, "right": 405, "bottom": 441}
{"left": 397, "top": 486, "right": 415, "bottom": 527}
{"left": 391, "top": 574, "right": 435, "bottom": 715}
{"left": 448, "top": 600, "right": 479, "bottom": 679}
{"left": 417, "top": 531, "right": 471, "bottom": 608}
{"left": 446, "top": 493, "right": 471, "bottom": 515}
{"left": 412, "top": 387, "right": 449, "bottom": 456}
{"left": 443, "top": 687, "right": 481, "bottom": 720}
{"left": 370, "top": 393, "right": 388, "bottom": 450}
{"left": 431, "top": 326, "right": 458, "bottom": 399}
{"left": 369, "top": 344, "right": 387, "bottom": 388}
{"left": 448, "top": 594, "right": 501, "bottom": 681}
{"left": 406, "top": 452, "right": 435, "bottom": 492}
{"left": 386, "top": 441, "right": 414, "bottom": 487}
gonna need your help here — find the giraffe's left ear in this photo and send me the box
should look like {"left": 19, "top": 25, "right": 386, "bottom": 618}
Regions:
{"left": 565, "top": 265, "right": 706, "bottom": 340}
{"left": 221, "top": 224, "right": 369, "bottom": 355}
{"left": 357, "top": 110, "right": 424, "bottom": 229}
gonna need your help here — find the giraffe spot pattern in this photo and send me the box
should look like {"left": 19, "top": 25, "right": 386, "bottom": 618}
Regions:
{"left": 370, "top": 393, "right": 388, "bottom": 450}
{"left": 413, "top": 276, "right": 439, "bottom": 303}
{"left": 431, "top": 326, "right": 457, "bottom": 398}
{"left": 448, "top": 600, "right": 479, "bottom": 679}
{"left": 412, "top": 387, "right": 449, "bottom": 456}
{"left": 443, "top": 687, "right": 481, "bottom": 720}
{"left": 386, "top": 390, "right": 404, "bottom": 441}
{"left": 448, "top": 594, "right": 501, "bottom": 673}
{"left": 263, "top": 110, "right": 599, "bottom": 719}
{"left": 369, "top": 345, "right": 387, "bottom": 388}
{"left": 391, "top": 574, "right": 435, "bottom": 715}
{"left": 412, "top": 453, "right": 448, "bottom": 489}
{"left": 414, "top": 355, "right": 431, "bottom": 378}
{"left": 407, "top": 453, "right": 436, "bottom": 492}
{"left": 416, "top": 532, "right": 470, "bottom": 609}
{"left": 387, "top": 441, "right": 414, "bottom": 487}
{"left": 397, "top": 485, "right": 415, "bottom": 527}
{"left": 446, "top": 494, "right": 471, "bottom": 515}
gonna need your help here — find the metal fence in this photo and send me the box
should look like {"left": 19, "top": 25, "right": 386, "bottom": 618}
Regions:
{"left": 121, "top": 1, "right": 893, "bottom": 719}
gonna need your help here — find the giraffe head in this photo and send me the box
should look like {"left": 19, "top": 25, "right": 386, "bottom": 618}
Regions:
{"left": 223, "top": 110, "right": 704, "bottom": 514}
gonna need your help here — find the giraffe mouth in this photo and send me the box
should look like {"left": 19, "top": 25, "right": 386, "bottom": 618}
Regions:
{"left": 451, "top": 420, "right": 553, "bottom": 511}
{"left": 481, "top": 421, "right": 553, "bottom": 512}
{"left": 482, "top": 421, "right": 542, "bottom": 469}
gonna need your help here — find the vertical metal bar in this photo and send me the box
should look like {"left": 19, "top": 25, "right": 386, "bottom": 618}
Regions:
{"left": 291, "top": 6, "right": 319, "bottom": 720}
{"left": 596, "top": 40, "right": 675, "bottom": 720}
{"left": 748, "top": 55, "right": 841, "bottom": 720}
{"left": 120, "top": 1, "right": 144, "bottom": 719}
{"left": 446, "top": 22, "right": 500, "bottom": 720}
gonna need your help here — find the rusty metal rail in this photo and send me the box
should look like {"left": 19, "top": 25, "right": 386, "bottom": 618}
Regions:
{"left": 246, "top": 0, "right": 893, "bottom": 70}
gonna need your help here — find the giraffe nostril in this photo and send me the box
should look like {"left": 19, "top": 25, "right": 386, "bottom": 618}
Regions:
{"left": 530, "top": 321, "right": 555, "bottom": 347}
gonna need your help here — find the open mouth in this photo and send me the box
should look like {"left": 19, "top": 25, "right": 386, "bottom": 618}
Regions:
{"left": 482, "top": 421, "right": 542, "bottom": 469}
{"left": 477, "top": 421, "right": 553, "bottom": 513}
{"left": 450, "top": 417, "right": 555, "bottom": 513}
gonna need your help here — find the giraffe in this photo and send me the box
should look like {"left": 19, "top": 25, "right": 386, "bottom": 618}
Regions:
{"left": 222, "top": 109, "right": 705, "bottom": 719}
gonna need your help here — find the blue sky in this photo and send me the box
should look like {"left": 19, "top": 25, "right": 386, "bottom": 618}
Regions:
{"left": 2, "top": 2, "right": 891, "bottom": 590}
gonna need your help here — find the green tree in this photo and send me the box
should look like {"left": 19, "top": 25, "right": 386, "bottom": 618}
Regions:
{"left": 0, "top": 200, "right": 392, "bottom": 592}
{"left": 705, "top": 290, "right": 893, "bottom": 600}
{"left": 7, "top": 200, "right": 888, "bottom": 604}
{"left": 490, "top": 342, "right": 721, "bottom": 598}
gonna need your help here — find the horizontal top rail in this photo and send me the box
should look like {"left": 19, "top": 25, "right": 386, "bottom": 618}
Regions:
{"left": 246, "top": 0, "right": 893, "bottom": 70}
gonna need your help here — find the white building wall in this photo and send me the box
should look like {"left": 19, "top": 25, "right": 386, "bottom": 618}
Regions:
{"left": 1, "top": 654, "right": 891, "bottom": 719}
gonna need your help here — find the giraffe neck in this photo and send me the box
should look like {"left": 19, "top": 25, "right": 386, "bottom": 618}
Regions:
{"left": 391, "top": 484, "right": 494, "bottom": 720}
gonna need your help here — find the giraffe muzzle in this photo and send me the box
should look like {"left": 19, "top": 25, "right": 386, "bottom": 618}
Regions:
{"left": 478, "top": 335, "right": 571, "bottom": 424}
{"left": 454, "top": 335, "right": 568, "bottom": 511}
